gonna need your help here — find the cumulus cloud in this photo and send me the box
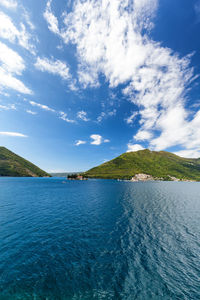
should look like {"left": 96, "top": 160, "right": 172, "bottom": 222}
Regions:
{"left": 0, "top": 42, "right": 32, "bottom": 94}
{"left": 90, "top": 134, "right": 102, "bottom": 145}
{"left": 0, "top": 131, "right": 27, "bottom": 137}
{"left": 75, "top": 140, "right": 86, "bottom": 146}
{"left": 0, "top": 12, "right": 36, "bottom": 54}
{"left": 127, "top": 144, "right": 144, "bottom": 152}
{"left": 90, "top": 134, "right": 109, "bottom": 145}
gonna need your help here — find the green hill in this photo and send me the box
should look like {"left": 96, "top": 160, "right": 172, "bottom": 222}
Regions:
{"left": 0, "top": 147, "right": 50, "bottom": 177}
{"left": 84, "top": 149, "right": 200, "bottom": 181}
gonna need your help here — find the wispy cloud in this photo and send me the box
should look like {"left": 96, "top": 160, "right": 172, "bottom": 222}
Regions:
{"left": 35, "top": 57, "right": 70, "bottom": 80}
{"left": 174, "top": 149, "right": 200, "bottom": 159}
{"left": 194, "top": 0, "right": 200, "bottom": 22}
{"left": 28, "top": 100, "right": 76, "bottom": 123}
{"left": 125, "top": 112, "right": 138, "bottom": 125}
{"left": 97, "top": 109, "right": 116, "bottom": 123}
{"left": 0, "top": 12, "right": 36, "bottom": 54}
{"left": 0, "top": 131, "right": 27, "bottom": 137}
{"left": 0, "top": 104, "right": 16, "bottom": 110}
{"left": 59, "top": 111, "right": 76, "bottom": 123}
{"left": 43, "top": 0, "right": 60, "bottom": 34}
{"left": 0, "top": 0, "right": 17, "bottom": 9}
{"left": 44, "top": 0, "right": 199, "bottom": 157}
{"left": 23, "top": 9, "right": 35, "bottom": 30}
{"left": 75, "top": 140, "right": 86, "bottom": 146}
{"left": 26, "top": 109, "right": 37, "bottom": 115}
{"left": 77, "top": 110, "right": 89, "bottom": 121}
{"left": 29, "top": 100, "right": 55, "bottom": 112}
{"left": 0, "top": 42, "right": 32, "bottom": 94}
{"left": 34, "top": 57, "right": 76, "bottom": 90}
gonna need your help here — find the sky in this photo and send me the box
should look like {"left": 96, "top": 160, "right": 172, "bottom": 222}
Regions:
{"left": 1, "top": 0, "right": 200, "bottom": 172}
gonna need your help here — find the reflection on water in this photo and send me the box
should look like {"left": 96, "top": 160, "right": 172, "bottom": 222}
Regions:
{"left": 0, "top": 178, "right": 200, "bottom": 299}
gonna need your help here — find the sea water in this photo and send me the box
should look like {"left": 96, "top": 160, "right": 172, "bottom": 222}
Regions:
{"left": 0, "top": 177, "right": 200, "bottom": 299}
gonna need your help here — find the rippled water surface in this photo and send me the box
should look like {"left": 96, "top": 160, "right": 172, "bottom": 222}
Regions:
{"left": 0, "top": 178, "right": 200, "bottom": 299}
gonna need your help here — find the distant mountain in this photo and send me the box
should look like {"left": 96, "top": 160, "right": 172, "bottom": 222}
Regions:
{"left": 50, "top": 172, "right": 80, "bottom": 177}
{"left": 0, "top": 147, "right": 50, "bottom": 177}
{"left": 84, "top": 149, "right": 200, "bottom": 181}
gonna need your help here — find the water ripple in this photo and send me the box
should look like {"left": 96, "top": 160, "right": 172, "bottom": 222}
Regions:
{"left": 0, "top": 178, "right": 200, "bottom": 299}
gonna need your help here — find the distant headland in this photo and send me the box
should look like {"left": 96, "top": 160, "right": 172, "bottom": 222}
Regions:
{"left": 82, "top": 149, "right": 200, "bottom": 181}
{"left": 0, "top": 147, "right": 50, "bottom": 177}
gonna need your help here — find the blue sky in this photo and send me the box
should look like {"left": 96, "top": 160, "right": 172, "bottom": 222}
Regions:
{"left": 1, "top": 0, "right": 200, "bottom": 172}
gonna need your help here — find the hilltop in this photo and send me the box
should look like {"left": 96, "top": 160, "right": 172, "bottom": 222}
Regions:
{"left": 84, "top": 149, "right": 200, "bottom": 181}
{"left": 0, "top": 147, "right": 50, "bottom": 177}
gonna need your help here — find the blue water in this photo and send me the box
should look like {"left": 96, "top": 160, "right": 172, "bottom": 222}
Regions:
{"left": 0, "top": 178, "right": 200, "bottom": 299}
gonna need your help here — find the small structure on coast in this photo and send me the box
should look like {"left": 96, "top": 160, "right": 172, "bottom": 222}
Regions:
{"left": 131, "top": 173, "right": 154, "bottom": 182}
{"left": 67, "top": 174, "right": 87, "bottom": 180}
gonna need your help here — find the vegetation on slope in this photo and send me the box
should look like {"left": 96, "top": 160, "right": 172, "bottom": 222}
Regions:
{"left": 84, "top": 149, "right": 200, "bottom": 181}
{"left": 0, "top": 147, "right": 50, "bottom": 177}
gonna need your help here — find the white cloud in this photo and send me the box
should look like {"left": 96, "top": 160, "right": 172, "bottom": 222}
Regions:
{"left": 29, "top": 100, "right": 55, "bottom": 112}
{"left": 0, "top": 41, "right": 25, "bottom": 75}
{"left": 0, "top": 69, "right": 32, "bottom": 94}
{"left": 59, "top": 111, "right": 75, "bottom": 123}
{"left": 0, "top": 131, "right": 27, "bottom": 137}
{"left": 126, "top": 144, "right": 144, "bottom": 152}
{"left": 23, "top": 9, "right": 35, "bottom": 31}
{"left": 0, "top": 0, "right": 17, "bottom": 9}
{"left": 75, "top": 140, "right": 86, "bottom": 146}
{"left": 44, "top": 0, "right": 200, "bottom": 157}
{"left": 35, "top": 57, "right": 71, "bottom": 80}
{"left": 126, "top": 111, "right": 138, "bottom": 124}
{"left": 104, "top": 139, "right": 110, "bottom": 143}
{"left": 0, "top": 12, "right": 36, "bottom": 54}
{"left": 97, "top": 109, "right": 116, "bottom": 122}
{"left": 28, "top": 101, "right": 76, "bottom": 123}
{"left": 0, "top": 42, "right": 32, "bottom": 94}
{"left": 43, "top": 0, "right": 60, "bottom": 34}
{"left": 134, "top": 130, "right": 152, "bottom": 141}
{"left": 90, "top": 134, "right": 109, "bottom": 145}
{"left": 58, "top": 0, "right": 160, "bottom": 88}
{"left": 90, "top": 134, "right": 103, "bottom": 145}
{"left": 26, "top": 109, "right": 37, "bottom": 115}
{"left": 0, "top": 103, "right": 16, "bottom": 110}
{"left": 77, "top": 110, "right": 89, "bottom": 121}
{"left": 174, "top": 149, "right": 200, "bottom": 159}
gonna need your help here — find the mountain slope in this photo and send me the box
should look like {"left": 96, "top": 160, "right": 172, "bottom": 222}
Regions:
{"left": 0, "top": 147, "right": 50, "bottom": 177}
{"left": 84, "top": 149, "right": 200, "bottom": 181}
